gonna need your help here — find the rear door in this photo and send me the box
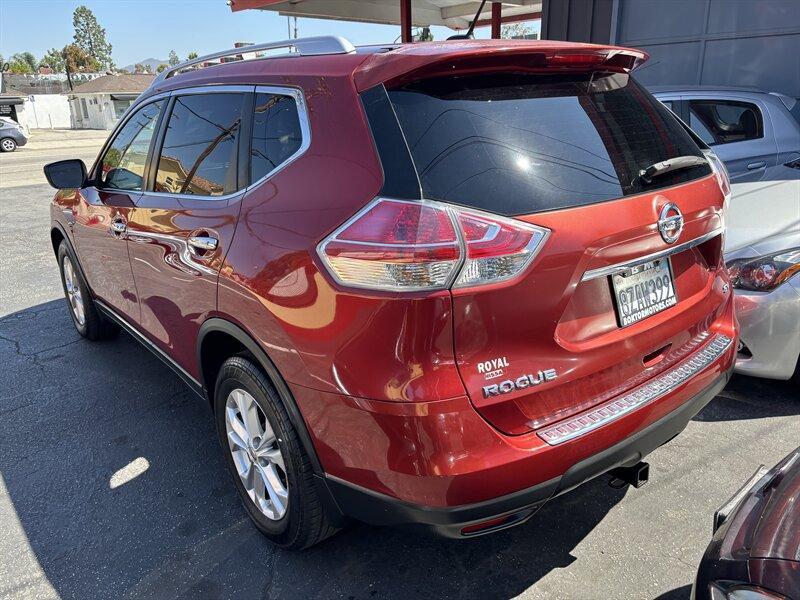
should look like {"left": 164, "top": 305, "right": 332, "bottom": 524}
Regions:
{"left": 126, "top": 88, "right": 251, "bottom": 377}
{"left": 387, "top": 70, "right": 727, "bottom": 435}
{"left": 685, "top": 95, "right": 777, "bottom": 182}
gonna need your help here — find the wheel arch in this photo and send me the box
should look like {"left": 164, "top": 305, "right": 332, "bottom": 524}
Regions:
{"left": 51, "top": 222, "right": 93, "bottom": 292}
{"left": 197, "top": 317, "right": 324, "bottom": 474}
{"left": 51, "top": 225, "right": 66, "bottom": 257}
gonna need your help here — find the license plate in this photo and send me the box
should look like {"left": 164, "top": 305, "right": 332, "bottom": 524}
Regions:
{"left": 611, "top": 258, "right": 677, "bottom": 327}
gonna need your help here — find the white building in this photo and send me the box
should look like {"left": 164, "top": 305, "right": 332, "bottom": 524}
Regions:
{"left": 68, "top": 73, "right": 154, "bottom": 130}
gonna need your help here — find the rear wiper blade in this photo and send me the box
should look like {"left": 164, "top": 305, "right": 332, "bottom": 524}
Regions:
{"left": 638, "top": 155, "right": 708, "bottom": 184}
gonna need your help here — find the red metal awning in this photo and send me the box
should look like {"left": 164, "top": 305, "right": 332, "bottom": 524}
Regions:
{"left": 229, "top": 0, "right": 541, "bottom": 31}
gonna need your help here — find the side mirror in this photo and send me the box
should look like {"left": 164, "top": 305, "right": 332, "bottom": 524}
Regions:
{"left": 43, "top": 159, "right": 88, "bottom": 189}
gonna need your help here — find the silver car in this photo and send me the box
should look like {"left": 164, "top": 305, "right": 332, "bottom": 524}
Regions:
{"left": 0, "top": 117, "right": 28, "bottom": 152}
{"left": 652, "top": 87, "right": 800, "bottom": 382}
{"left": 726, "top": 229, "right": 800, "bottom": 381}
{"left": 651, "top": 86, "right": 800, "bottom": 183}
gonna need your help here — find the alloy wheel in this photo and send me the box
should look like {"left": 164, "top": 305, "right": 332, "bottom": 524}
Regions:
{"left": 1, "top": 139, "right": 15, "bottom": 152}
{"left": 225, "top": 388, "right": 289, "bottom": 520}
{"left": 62, "top": 256, "right": 86, "bottom": 327}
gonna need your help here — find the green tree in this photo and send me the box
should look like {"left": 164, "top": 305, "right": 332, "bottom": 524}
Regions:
{"left": 156, "top": 64, "right": 167, "bottom": 73}
{"left": 501, "top": 23, "right": 534, "bottom": 40}
{"left": 187, "top": 51, "right": 198, "bottom": 60}
{"left": 7, "top": 59, "right": 33, "bottom": 74}
{"left": 133, "top": 63, "right": 151, "bottom": 74}
{"left": 168, "top": 50, "right": 180, "bottom": 66}
{"left": 40, "top": 48, "right": 66, "bottom": 72}
{"left": 12, "top": 52, "right": 38, "bottom": 73}
{"left": 73, "top": 5, "right": 114, "bottom": 69}
{"left": 414, "top": 27, "right": 433, "bottom": 42}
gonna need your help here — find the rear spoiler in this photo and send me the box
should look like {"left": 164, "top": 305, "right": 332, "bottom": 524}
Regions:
{"left": 354, "top": 40, "right": 648, "bottom": 92}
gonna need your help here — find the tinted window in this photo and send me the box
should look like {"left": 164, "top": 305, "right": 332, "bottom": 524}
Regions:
{"left": 99, "top": 100, "right": 163, "bottom": 191}
{"left": 155, "top": 93, "right": 244, "bottom": 196}
{"left": 388, "top": 72, "right": 710, "bottom": 216}
{"left": 688, "top": 110, "right": 716, "bottom": 145}
{"left": 687, "top": 99, "right": 763, "bottom": 145}
{"left": 250, "top": 92, "right": 303, "bottom": 183}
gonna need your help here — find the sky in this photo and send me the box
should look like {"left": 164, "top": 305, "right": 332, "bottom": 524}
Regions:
{"left": 0, "top": 0, "right": 538, "bottom": 68}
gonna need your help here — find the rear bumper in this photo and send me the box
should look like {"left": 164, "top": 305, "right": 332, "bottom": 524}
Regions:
{"left": 316, "top": 364, "right": 733, "bottom": 537}
{"left": 5, "top": 132, "right": 27, "bottom": 146}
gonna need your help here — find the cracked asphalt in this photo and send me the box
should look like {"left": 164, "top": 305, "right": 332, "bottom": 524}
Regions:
{"left": 1, "top": 141, "right": 799, "bottom": 600}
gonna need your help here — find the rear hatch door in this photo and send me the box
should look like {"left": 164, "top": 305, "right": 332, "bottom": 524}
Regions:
{"left": 386, "top": 66, "right": 727, "bottom": 435}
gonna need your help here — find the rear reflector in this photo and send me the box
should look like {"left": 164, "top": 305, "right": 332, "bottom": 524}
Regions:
{"left": 461, "top": 515, "right": 515, "bottom": 535}
{"left": 318, "top": 198, "right": 548, "bottom": 292}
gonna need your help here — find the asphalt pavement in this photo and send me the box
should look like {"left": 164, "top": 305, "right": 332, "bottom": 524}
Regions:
{"left": 0, "top": 141, "right": 798, "bottom": 600}
{"left": 1, "top": 130, "right": 106, "bottom": 189}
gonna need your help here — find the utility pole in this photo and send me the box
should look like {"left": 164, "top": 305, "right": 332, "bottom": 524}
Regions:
{"left": 293, "top": 16, "right": 298, "bottom": 39}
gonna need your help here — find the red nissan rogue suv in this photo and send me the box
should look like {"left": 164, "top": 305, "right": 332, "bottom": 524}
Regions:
{"left": 44, "top": 37, "right": 737, "bottom": 549}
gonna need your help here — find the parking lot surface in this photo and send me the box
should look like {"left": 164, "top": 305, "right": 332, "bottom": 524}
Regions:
{"left": 0, "top": 143, "right": 798, "bottom": 600}
{"left": 0, "top": 129, "right": 107, "bottom": 189}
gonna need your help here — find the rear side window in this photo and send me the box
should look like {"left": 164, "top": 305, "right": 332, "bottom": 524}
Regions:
{"left": 688, "top": 99, "right": 763, "bottom": 145}
{"left": 100, "top": 100, "right": 163, "bottom": 191}
{"left": 154, "top": 93, "right": 244, "bottom": 196}
{"left": 386, "top": 72, "right": 710, "bottom": 216}
{"left": 250, "top": 92, "right": 303, "bottom": 183}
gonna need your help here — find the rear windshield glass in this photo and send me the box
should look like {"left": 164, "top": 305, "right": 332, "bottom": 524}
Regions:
{"left": 388, "top": 72, "right": 711, "bottom": 216}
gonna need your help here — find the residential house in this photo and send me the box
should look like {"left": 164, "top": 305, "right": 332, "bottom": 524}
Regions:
{"left": 69, "top": 73, "right": 154, "bottom": 129}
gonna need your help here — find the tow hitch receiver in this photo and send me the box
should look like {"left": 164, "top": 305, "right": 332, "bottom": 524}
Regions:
{"left": 609, "top": 462, "right": 650, "bottom": 489}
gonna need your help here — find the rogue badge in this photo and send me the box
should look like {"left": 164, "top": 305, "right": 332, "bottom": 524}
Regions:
{"left": 482, "top": 369, "right": 557, "bottom": 398}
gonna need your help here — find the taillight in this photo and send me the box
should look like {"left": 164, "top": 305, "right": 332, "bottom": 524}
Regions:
{"left": 317, "top": 198, "right": 548, "bottom": 292}
{"left": 453, "top": 209, "right": 548, "bottom": 288}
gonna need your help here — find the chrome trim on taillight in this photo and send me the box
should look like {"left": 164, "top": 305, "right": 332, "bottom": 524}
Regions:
{"left": 537, "top": 333, "right": 733, "bottom": 445}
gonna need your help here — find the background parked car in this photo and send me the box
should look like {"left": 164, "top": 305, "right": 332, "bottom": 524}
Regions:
{"left": 0, "top": 117, "right": 28, "bottom": 152}
{"left": 651, "top": 87, "right": 800, "bottom": 183}
{"left": 692, "top": 446, "right": 800, "bottom": 600}
{"left": 725, "top": 231, "right": 800, "bottom": 382}
{"left": 653, "top": 88, "right": 800, "bottom": 382}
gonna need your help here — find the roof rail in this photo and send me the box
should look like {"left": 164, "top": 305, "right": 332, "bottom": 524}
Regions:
{"left": 152, "top": 35, "right": 356, "bottom": 85}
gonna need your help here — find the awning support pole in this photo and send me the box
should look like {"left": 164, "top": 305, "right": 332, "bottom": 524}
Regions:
{"left": 401, "top": 0, "right": 412, "bottom": 43}
{"left": 491, "top": 2, "right": 502, "bottom": 38}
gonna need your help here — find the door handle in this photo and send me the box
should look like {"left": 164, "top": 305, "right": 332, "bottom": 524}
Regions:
{"left": 188, "top": 235, "right": 218, "bottom": 252}
{"left": 109, "top": 218, "right": 127, "bottom": 236}
{"left": 747, "top": 161, "right": 766, "bottom": 170}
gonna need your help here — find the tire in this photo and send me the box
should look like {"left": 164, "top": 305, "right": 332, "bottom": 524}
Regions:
{"left": 214, "top": 355, "right": 339, "bottom": 550}
{"left": 0, "top": 138, "right": 17, "bottom": 152}
{"left": 57, "top": 241, "right": 118, "bottom": 340}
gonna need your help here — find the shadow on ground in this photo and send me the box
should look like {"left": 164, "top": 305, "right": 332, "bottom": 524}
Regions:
{"left": 653, "top": 585, "right": 693, "bottom": 600}
{"left": 694, "top": 373, "right": 799, "bottom": 422}
{"left": 0, "top": 299, "right": 632, "bottom": 600}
